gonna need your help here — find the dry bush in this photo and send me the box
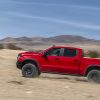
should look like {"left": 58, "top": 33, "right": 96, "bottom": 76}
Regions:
{"left": 34, "top": 50, "right": 43, "bottom": 52}
{"left": 7, "top": 44, "right": 22, "bottom": 50}
{"left": 86, "top": 50, "right": 100, "bottom": 58}
{"left": 28, "top": 49, "right": 43, "bottom": 52}
{"left": 0, "top": 44, "right": 4, "bottom": 49}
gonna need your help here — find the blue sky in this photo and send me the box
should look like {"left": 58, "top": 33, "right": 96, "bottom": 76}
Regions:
{"left": 0, "top": 0, "right": 100, "bottom": 39}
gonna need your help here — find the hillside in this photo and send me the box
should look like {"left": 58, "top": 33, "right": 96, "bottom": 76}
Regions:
{"left": 0, "top": 35, "right": 99, "bottom": 43}
{"left": 0, "top": 35, "right": 100, "bottom": 50}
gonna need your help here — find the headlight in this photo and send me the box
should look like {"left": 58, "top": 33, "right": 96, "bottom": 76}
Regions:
{"left": 17, "top": 54, "right": 22, "bottom": 59}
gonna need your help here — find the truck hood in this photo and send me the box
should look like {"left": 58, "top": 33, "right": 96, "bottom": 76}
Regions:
{"left": 19, "top": 51, "right": 41, "bottom": 56}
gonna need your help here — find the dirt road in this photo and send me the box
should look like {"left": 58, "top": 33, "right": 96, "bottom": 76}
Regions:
{"left": 0, "top": 49, "right": 100, "bottom": 100}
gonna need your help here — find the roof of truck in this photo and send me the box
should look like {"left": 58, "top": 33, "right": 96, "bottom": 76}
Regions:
{"left": 52, "top": 45, "right": 82, "bottom": 50}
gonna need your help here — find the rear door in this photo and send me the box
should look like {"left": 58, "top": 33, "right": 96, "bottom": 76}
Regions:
{"left": 57, "top": 48, "right": 80, "bottom": 74}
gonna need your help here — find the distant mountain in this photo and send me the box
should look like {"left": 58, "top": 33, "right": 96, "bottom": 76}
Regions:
{"left": 0, "top": 35, "right": 98, "bottom": 43}
{"left": 0, "top": 35, "right": 100, "bottom": 49}
{"left": 43, "top": 35, "right": 95, "bottom": 43}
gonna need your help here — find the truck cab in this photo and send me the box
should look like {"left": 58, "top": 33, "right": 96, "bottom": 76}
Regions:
{"left": 40, "top": 46, "right": 82, "bottom": 75}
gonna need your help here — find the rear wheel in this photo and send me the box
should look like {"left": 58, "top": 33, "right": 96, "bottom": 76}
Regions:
{"left": 87, "top": 70, "right": 100, "bottom": 83}
{"left": 22, "top": 63, "right": 40, "bottom": 78}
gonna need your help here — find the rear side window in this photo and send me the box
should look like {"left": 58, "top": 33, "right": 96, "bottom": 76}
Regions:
{"left": 63, "top": 48, "right": 77, "bottom": 57}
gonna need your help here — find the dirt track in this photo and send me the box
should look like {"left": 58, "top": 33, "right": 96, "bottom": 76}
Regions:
{"left": 0, "top": 49, "right": 100, "bottom": 100}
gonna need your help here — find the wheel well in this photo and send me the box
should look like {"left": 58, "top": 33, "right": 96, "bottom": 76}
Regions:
{"left": 22, "top": 59, "right": 38, "bottom": 69}
{"left": 86, "top": 66, "right": 100, "bottom": 76}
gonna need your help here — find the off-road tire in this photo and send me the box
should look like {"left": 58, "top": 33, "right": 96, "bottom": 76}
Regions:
{"left": 22, "top": 63, "right": 40, "bottom": 78}
{"left": 87, "top": 70, "right": 100, "bottom": 83}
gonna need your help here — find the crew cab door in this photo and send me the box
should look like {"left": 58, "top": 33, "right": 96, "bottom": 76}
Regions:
{"left": 40, "top": 47, "right": 80, "bottom": 75}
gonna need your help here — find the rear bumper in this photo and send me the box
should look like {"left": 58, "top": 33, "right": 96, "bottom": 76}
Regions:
{"left": 16, "top": 61, "right": 22, "bottom": 69}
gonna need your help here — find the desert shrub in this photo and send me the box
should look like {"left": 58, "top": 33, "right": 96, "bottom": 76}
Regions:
{"left": 87, "top": 50, "right": 100, "bottom": 58}
{"left": 34, "top": 50, "right": 43, "bottom": 52}
{"left": 28, "top": 49, "right": 43, "bottom": 52}
{"left": 0, "top": 44, "right": 4, "bottom": 49}
{"left": 7, "top": 44, "right": 22, "bottom": 50}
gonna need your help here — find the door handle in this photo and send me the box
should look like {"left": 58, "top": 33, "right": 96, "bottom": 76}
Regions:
{"left": 55, "top": 58, "right": 60, "bottom": 60}
{"left": 74, "top": 60, "right": 78, "bottom": 62}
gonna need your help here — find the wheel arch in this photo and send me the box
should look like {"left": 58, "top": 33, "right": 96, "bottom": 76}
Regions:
{"left": 85, "top": 65, "right": 100, "bottom": 76}
{"left": 21, "top": 58, "right": 40, "bottom": 73}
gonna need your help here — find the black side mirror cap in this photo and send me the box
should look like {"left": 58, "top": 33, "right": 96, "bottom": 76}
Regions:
{"left": 42, "top": 52, "right": 47, "bottom": 57}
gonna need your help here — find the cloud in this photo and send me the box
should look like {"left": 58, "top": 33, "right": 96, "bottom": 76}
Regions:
{"left": 71, "top": 5, "right": 100, "bottom": 10}
{"left": 6, "top": 11, "right": 100, "bottom": 31}
{"left": 11, "top": 0, "right": 100, "bottom": 10}
{"left": 11, "top": 0, "right": 63, "bottom": 6}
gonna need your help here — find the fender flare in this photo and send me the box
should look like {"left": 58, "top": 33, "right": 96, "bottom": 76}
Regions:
{"left": 22, "top": 58, "right": 40, "bottom": 71}
{"left": 85, "top": 64, "right": 100, "bottom": 76}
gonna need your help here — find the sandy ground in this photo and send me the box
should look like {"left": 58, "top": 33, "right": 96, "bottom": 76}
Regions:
{"left": 0, "top": 49, "right": 100, "bottom": 100}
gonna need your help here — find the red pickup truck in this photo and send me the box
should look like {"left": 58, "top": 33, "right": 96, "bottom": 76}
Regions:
{"left": 16, "top": 46, "right": 100, "bottom": 83}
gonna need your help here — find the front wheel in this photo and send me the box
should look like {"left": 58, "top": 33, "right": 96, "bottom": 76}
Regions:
{"left": 87, "top": 70, "right": 100, "bottom": 83}
{"left": 22, "top": 63, "right": 40, "bottom": 78}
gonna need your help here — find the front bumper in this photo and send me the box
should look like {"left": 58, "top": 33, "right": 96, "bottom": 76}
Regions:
{"left": 16, "top": 61, "right": 22, "bottom": 69}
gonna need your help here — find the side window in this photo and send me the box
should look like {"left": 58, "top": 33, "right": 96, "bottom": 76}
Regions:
{"left": 63, "top": 48, "right": 77, "bottom": 57}
{"left": 47, "top": 48, "right": 61, "bottom": 56}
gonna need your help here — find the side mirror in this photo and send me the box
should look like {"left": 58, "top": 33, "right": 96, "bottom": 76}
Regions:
{"left": 42, "top": 52, "right": 47, "bottom": 57}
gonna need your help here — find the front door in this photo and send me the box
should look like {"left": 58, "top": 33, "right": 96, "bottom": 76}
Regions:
{"left": 41, "top": 47, "right": 62, "bottom": 72}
